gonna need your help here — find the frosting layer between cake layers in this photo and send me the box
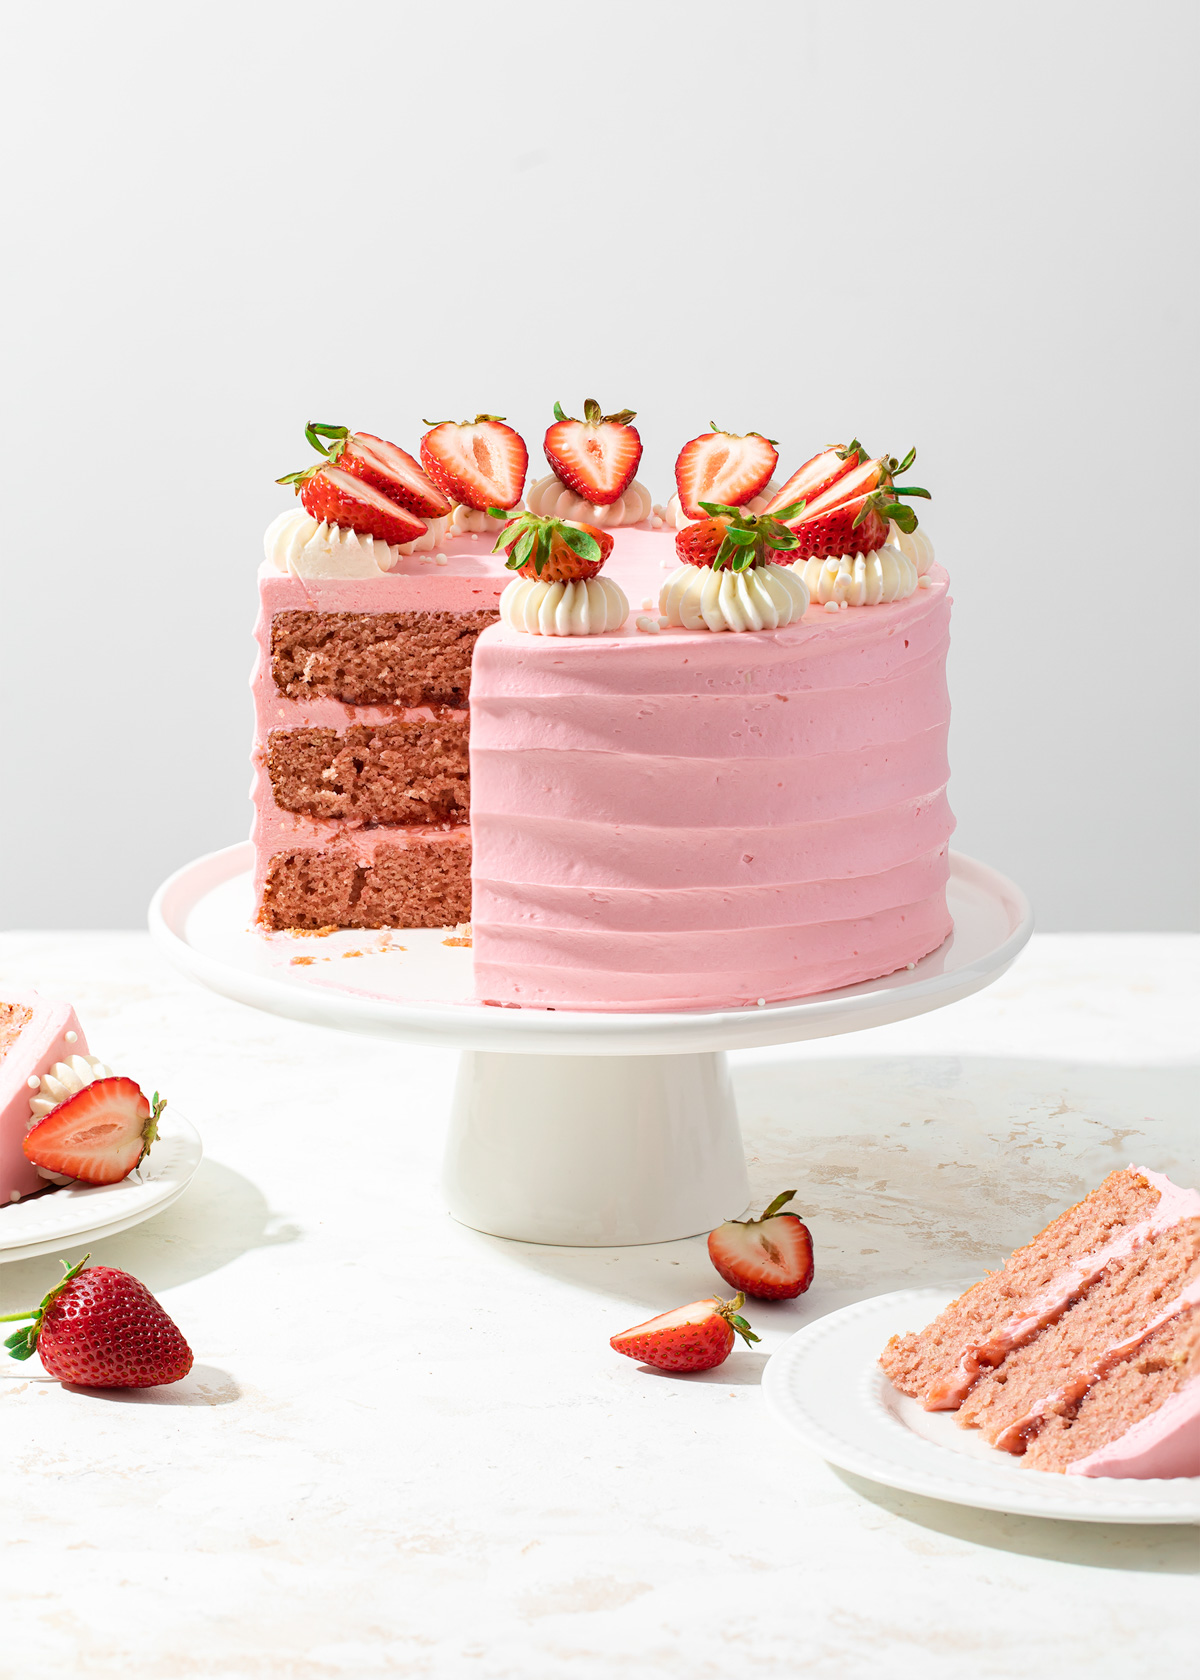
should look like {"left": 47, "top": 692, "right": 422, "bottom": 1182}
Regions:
{"left": 468, "top": 565, "right": 955, "bottom": 1010}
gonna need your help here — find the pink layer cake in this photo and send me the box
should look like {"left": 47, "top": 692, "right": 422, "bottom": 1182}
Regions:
{"left": 0, "top": 991, "right": 88, "bottom": 1202}
{"left": 881, "top": 1167, "right": 1200, "bottom": 1478}
{"left": 252, "top": 416, "right": 954, "bottom": 1011}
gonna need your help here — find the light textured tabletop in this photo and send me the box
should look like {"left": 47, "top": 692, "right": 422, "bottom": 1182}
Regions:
{"left": 0, "top": 931, "right": 1195, "bottom": 1679}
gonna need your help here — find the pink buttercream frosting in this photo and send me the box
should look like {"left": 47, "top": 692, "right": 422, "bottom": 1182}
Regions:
{"left": 0, "top": 991, "right": 88, "bottom": 1203}
{"left": 1066, "top": 1376, "right": 1200, "bottom": 1479}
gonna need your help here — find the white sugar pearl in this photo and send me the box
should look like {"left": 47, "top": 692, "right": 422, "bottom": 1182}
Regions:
{"left": 65, "top": 1030, "right": 78, "bottom": 1043}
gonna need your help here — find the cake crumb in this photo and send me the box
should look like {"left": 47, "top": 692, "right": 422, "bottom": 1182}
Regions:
{"left": 290, "top": 925, "right": 340, "bottom": 938}
{"left": 290, "top": 955, "right": 315, "bottom": 966}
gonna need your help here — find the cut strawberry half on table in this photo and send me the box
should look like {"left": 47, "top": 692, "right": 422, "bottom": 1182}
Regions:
{"left": 494, "top": 511, "right": 613, "bottom": 581}
{"left": 2, "top": 1255, "right": 193, "bottom": 1388}
{"left": 420, "top": 415, "right": 528, "bottom": 510}
{"left": 23, "top": 1077, "right": 165, "bottom": 1186}
{"left": 610, "top": 1294, "right": 759, "bottom": 1372}
{"left": 276, "top": 422, "right": 449, "bottom": 520}
{"left": 707, "top": 1190, "right": 814, "bottom": 1300}
{"left": 780, "top": 448, "right": 930, "bottom": 560}
{"left": 761, "top": 440, "right": 865, "bottom": 517}
{"left": 297, "top": 468, "right": 428, "bottom": 547}
{"left": 544, "top": 398, "right": 642, "bottom": 505}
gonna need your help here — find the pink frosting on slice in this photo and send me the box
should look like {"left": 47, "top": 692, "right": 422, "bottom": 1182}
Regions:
{"left": 0, "top": 991, "right": 87, "bottom": 1203}
{"left": 1066, "top": 1376, "right": 1200, "bottom": 1479}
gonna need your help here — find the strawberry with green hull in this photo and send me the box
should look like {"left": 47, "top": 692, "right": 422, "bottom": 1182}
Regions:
{"left": 610, "top": 1294, "right": 759, "bottom": 1373}
{"left": 421, "top": 415, "right": 528, "bottom": 511}
{"left": 1, "top": 1255, "right": 193, "bottom": 1388}
{"left": 675, "top": 499, "right": 806, "bottom": 572}
{"left": 277, "top": 422, "right": 442, "bottom": 546}
{"left": 708, "top": 1190, "right": 815, "bottom": 1300}
{"left": 23, "top": 1077, "right": 165, "bottom": 1186}
{"left": 544, "top": 398, "right": 642, "bottom": 505}
{"left": 780, "top": 448, "right": 930, "bottom": 560}
{"left": 675, "top": 425, "right": 779, "bottom": 519}
{"left": 492, "top": 508, "right": 613, "bottom": 582}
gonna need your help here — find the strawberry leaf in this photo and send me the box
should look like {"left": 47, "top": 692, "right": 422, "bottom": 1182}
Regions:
{"left": 512, "top": 529, "right": 536, "bottom": 568}
{"left": 892, "top": 485, "right": 931, "bottom": 500}
{"left": 4, "top": 1325, "right": 37, "bottom": 1360}
{"left": 552, "top": 402, "right": 568, "bottom": 422}
{"left": 770, "top": 500, "right": 807, "bottom": 523}
{"left": 558, "top": 527, "right": 602, "bottom": 561}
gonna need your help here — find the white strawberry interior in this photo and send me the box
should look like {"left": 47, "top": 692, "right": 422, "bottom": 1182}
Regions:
{"left": 638, "top": 1298, "right": 721, "bottom": 1331}
{"left": 323, "top": 467, "right": 423, "bottom": 528}
{"left": 680, "top": 435, "right": 775, "bottom": 514}
{"left": 794, "top": 458, "right": 881, "bottom": 522}
{"left": 552, "top": 426, "right": 638, "bottom": 501}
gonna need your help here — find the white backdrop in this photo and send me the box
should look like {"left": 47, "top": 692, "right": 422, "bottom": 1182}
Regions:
{"left": 2, "top": 0, "right": 1196, "bottom": 931}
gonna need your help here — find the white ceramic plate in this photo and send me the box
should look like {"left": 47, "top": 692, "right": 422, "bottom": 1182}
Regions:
{"left": 0, "top": 1110, "right": 203, "bottom": 1264}
{"left": 762, "top": 1287, "right": 1200, "bottom": 1524}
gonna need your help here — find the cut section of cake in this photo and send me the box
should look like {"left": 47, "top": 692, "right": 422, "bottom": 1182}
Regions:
{"left": 0, "top": 991, "right": 92, "bottom": 1201}
{"left": 880, "top": 1167, "right": 1200, "bottom": 1477}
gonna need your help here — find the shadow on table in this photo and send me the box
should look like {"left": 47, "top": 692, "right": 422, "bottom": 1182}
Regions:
{"left": 62, "top": 1362, "right": 242, "bottom": 1406}
{"left": 0, "top": 1158, "right": 301, "bottom": 1309}
{"left": 833, "top": 1467, "right": 1200, "bottom": 1573}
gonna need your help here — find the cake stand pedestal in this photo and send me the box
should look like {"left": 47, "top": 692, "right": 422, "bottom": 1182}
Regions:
{"left": 149, "top": 846, "right": 1031, "bottom": 1246}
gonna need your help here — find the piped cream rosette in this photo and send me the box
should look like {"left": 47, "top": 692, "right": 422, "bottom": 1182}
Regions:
{"left": 659, "top": 563, "right": 809, "bottom": 632}
{"left": 526, "top": 473, "right": 654, "bottom": 528}
{"left": 495, "top": 508, "right": 629, "bottom": 636}
{"left": 265, "top": 509, "right": 447, "bottom": 578}
{"left": 796, "top": 544, "right": 918, "bottom": 607}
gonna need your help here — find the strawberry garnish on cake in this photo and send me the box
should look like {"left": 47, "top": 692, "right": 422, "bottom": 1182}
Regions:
{"left": 675, "top": 499, "right": 804, "bottom": 571}
{"left": 420, "top": 415, "right": 528, "bottom": 511}
{"left": 23, "top": 1077, "right": 165, "bottom": 1186}
{"left": 277, "top": 422, "right": 438, "bottom": 546}
{"left": 674, "top": 425, "right": 779, "bottom": 519}
{"left": 761, "top": 439, "right": 866, "bottom": 517}
{"left": 778, "top": 447, "right": 930, "bottom": 559}
{"left": 543, "top": 398, "right": 642, "bottom": 505}
{"left": 610, "top": 1294, "right": 759, "bottom": 1373}
{"left": 492, "top": 509, "right": 614, "bottom": 581}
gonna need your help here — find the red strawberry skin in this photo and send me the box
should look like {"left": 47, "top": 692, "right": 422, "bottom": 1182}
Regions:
{"left": 339, "top": 433, "right": 450, "bottom": 520}
{"left": 36, "top": 1266, "right": 193, "bottom": 1389}
{"left": 708, "top": 1210, "right": 814, "bottom": 1300}
{"left": 23, "top": 1076, "right": 157, "bottom": 1185}
{"left": 611, "top": 1300, "right": 736, "bottom": 1373}
{"left": 782, "top": 458, "right": 891, "bottom": 560}
{"left": 299, "top": 467, "right": 428, "bottom": 546}
{"left": 675, "top": 429, "right": 778, "bottom": 519}
{"left": 675, "top": 518, "right": 729, "bottom": 568}
{"left": 500, "top": 519, "right": 614, "bottom": 582}
{"left": 544, "top": 412, "right": 642, "bottom": 505}
{"left": 420, "top": 419, "right": 528, "bottom": 510}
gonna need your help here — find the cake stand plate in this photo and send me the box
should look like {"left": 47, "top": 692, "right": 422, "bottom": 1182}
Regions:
{"left": 0, "top": 1110, "right": 203, "bottom": 1265}
{"left": 763, "top": 1289, "right": 1200, "bottom": 1523}
{"left": 150, "top": 846, "right": 1030, "bottom": 1246}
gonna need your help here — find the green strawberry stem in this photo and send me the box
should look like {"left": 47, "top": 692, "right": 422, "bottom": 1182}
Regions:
{"left": 716, "top": 1292, "right": 761, "bottom": 1347}
{"left": 276, "top": 422, "right": 351, "bottom": 487}
{"left": 553, "top": 398, "right": 637, "bottom": 426}
{"left": 489, "top": 510, "right": 602, "bottom": 576}
{"left": 1, "top": 1255, "right": 90, "bottom": 1359}
{"left": 694, "top": 502, "right": 804, "bottom": 573}
{"left": 758, "top": 1190, "right": 798, "bottom": 1221}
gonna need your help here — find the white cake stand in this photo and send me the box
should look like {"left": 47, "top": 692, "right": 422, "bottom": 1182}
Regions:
{"left": 149, "top": 844, "right": 1031, "bottom": 1247}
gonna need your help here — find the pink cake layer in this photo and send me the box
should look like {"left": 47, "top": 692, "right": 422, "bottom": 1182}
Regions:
{"left": 469, "top": 565, "right": 954, "bottom": 1010}
{"left": 0, "top": 991, "right": 87, "bottom": 1203}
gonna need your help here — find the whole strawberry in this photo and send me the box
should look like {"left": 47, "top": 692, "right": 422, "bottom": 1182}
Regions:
{"left": 492, "top": 509, "right": 614, "bottom": 581}
{"left": 708, "top": 1190, "right": 815, "bottom": 1300}
{"left": 610, "top": 1294, "right": 759, "bottom": 1373}
{"left": 2, "top": 1256, "right": 193, "bottom": 1388}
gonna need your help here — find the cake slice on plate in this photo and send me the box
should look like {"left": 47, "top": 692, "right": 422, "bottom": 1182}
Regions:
{"left": 0, "top": 990, "right": 95, "bottom": 1202}
{"left": 881, "top": 1167, "right": 1200, "bottom": 1477}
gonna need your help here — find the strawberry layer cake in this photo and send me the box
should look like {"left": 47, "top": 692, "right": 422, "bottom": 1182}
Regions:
{"left": 882, "top": 1167, "right": 1200, "bottom": 1477}
{"left": 253, "top": 407, "right": 952, "bottom": 1011}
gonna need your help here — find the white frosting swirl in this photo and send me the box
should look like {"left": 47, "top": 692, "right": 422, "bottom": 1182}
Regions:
{"left": 888, "top": 520, "right": 935, "bottom": 574}
{"left": 655, "top": 482, "right": 781, "bottom": 531}
{"left": 797, "top": 545, "right": 918, "bottom": 606}
{"left": 500, "top": 575, "right": 629, "bottom": 636}
{"left": 448, "top": 502, "right": 524, "bottom": 535}
{"left": 264, "top": 510, "right": 449, "bottom": 577}
{"left": 27, "top": 1053, "right": 116, "bottom": 1184}
{"left": 659, "top": 563, "right": 809, "bottom": 633}
{"left": 525, "top": 474, "right": 653, "bottom": 527}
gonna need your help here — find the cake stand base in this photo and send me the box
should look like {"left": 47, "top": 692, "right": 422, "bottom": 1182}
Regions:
{"left": 444, "top": 1050, "right": 747, "bottom": 1245}
{"left": 150, "top": 846, "right": 1032, "bottom": 1248}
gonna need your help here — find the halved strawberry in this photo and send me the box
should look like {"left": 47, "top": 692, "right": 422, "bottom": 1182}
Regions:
{"left": 761, "top": 440, "right": 865, "bottom": 517}
{"left": 493, "top": 510, "right": 613, "bottom": 581}
{"left": 675, "top": 426, "right": 778, "bottom": 519}
{"left": 23, "top": 1078, "right": 165, "bottom": 1186}
{"left": 339, "top": 432, "right": 450, "bottom": 519}
{"left": 544, "top": 398, "right": 642, "bottom": 505}
{"left": 782, "top": 449, "right": 930, "bottom": 560}
{"left": 610, "top": 1295, "right": 759, "bottom": 1373}
{"left": 675, "top": 500, "right": 804, "bottom": 571}
{"left": 297, "top": 467, "right": 428, "bottom": 547}
{"left": 420, "top": 415, "right": 528, "bottom": 510}
{"left": 707, "top": 1190, "right": 814, "bottom": 1300}
{"left": 277, "top": 423, "right": 449, "bottom": 521}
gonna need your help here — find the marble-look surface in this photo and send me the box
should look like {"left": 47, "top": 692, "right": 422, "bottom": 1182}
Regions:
{"left": 0, "top": 931, "right": 1195, "bottom": 1678}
